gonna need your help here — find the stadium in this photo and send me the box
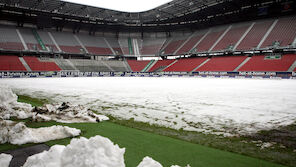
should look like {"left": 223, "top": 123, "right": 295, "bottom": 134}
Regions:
{"left": 0, "top": 0, "right": 295, "bottom": 166}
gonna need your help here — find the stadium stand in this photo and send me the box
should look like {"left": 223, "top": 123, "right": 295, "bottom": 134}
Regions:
{"left": 127, "top": 60, "right": 150, "bottom": 72}
{"left": 105, "top": 37, "right": 123, "bottom": 55}
{"left": 36, "top": 30, "right": 59, "bottom": 52}
{"left": 176, "top": 31, "right": 208, "bottom": 55}
{"left": 260, "top": 16, "right": 296, "bottom": 48}
{"left": 196, "top": 56, "right": 248, "bottom": 71}
{"left": 68, "top": 59, "right": 111, "bottom": 72}
{"left": 194, "top": 26, "right": 227, "bottom": 52}
{"left": 212, "top": 23, "right": 251, "bottom": 51}
{"left": 119, "top": 38, "right": 134, "bottom": 55}
{"left": 238, "top": 54, "right": 296, "bottom": 71}
{"left": 164, "top": 57, "right": 208, "bottom": 72}
{"left": 54, "top": 59, "right": 77, "bottom": 71}
{"left": 236, "top": 20, "right": 274, "bottom": 50}
{"left": 0, "top": 55, "right": 27, "bottom": 71}
{"left": 103, "top": 60, "right": 130, "bottom": 72}
{"left": 77, "top": 34, "right": 113, "bottom": 55}
{"left": 23, "top": 56, "right": 61, "bottom": 71}
{"left": 19, "top": 29, "right": 42, "bottom": 51}
{"left": 0, "top": 26, "right": 24, "bottom": 51}
{"left": 148, "top": 59, "right": 175, "bottom": 72}
{"left": 50, "top": 31, "right": 82, "bottom": 54}
{"left": 140, "top": 38, "right": 166, "bottom": 55}
{"left": 162, "top": 36, "right": 188, "bottom": 55}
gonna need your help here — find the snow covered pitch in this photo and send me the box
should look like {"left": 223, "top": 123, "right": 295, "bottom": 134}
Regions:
{"left": 0, "top": 77, "right": 295, "bottom": 136}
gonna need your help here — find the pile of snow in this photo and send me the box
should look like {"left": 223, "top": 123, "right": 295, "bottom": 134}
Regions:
{"left": 0, "top": 85, "right": 33, "bottom": 119}
{"left": 32, "top": 102, "right": 109, "bottom": 123}
{"left": 0, "top": 120, "right": 80, "bottom": 145}
{"left": 137, "top": 157, "right": 163, "bottom": 167}
{"left": 23, "top": 135, "right": 188, "bottom": 167}
{"left": 23, "top": 135, "right": 125, "bottom": 167}
{"left": 137, "top": 157, "right": 190, "bottom": 167}
{"left": 0, "top": 153, "right": 12, "bottom": 167}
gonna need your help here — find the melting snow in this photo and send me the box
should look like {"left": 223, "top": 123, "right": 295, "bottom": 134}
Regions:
{"left": 0, "top": 153, "right": 12, "bottom": 167}
{"left": 0, "top": 120, "right": 80, "bottom": 145}
{"left": 23, "top": 135, "right": 125, "bottom": 167}
{"left": 0, "top": 77, "right": 296, "bottom": 136}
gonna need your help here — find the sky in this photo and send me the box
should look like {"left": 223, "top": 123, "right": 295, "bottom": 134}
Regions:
{"left": 62, "top": 0, "right": 173, "bottom": 12}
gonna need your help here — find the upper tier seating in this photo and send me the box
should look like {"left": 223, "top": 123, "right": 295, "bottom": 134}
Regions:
{"left": 23, "top": 56, "right": 61, "bottom": 71}
{"left": 194, "top": 27, "right": 227, "bottom": 52}
{"left": 51, "top": 31, "right": 82, "bottom": 54}
{"left": 261, "top": 16, "right": 296, "bottom": 48}
{"left": 105, "top": 37, "right": 123, "bottom": 55}
{"left": 212, "top": 24, "right": 251, "bottom": 51}
{"left": 0, "top": 55, "right": 26, "bottom": 71}
{"left": 77, "top": 34, "right": 113, "bottom": 55}
{"left": 164, "top": 57, "right": 208, "bottom": 72}
{"left": 176, "top": 31, "right": 208, "bottom": 55}
{"left": 196, "top": 56, "right": 247, "bottom": 71}
{"left": 148, "top": 59, "right": 175, "bottom": 72}
{"left": 127, "top": 60, "right": 150, "bottom": 72}
{"left": 236, "top": 20, "right": 274, "bottom": 50}
{"left": 140, "top": 38, "right": 166, "bottom": 55}
{"left": 0, "top": 26, "right": 24, "bottom": 50}
{"left": 19, "top": 29, "right": 42, "bottom": 51}
{"left": 37, "top": 30, "right": 59, "bottom": 52}
{"left": 238, "top": 54, "right": 296, "bottom": 71}
{"left": 162, "top": 37, "right": 188, "bottom": 55}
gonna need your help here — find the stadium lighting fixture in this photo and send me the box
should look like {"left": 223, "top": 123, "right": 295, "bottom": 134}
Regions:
{"left": 62, "top": 0, "right": 173, "bottom": 12}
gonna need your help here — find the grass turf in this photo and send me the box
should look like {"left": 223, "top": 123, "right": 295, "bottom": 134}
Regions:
{"left": 26, "top": 121, "right": 286, "bottom": 167}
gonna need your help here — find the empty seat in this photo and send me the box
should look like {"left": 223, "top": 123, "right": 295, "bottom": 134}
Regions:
{"left": 196, "top": 56, "right": 247, "bottom": 71}
{"left": 127, "top": 60, "right": 150, "bottom": 72}
{"left": 164, "top": 57, "right": 208, "bottom": 72}
{"left": 24, "top": 56, "right": 61, "bottom": 71}
{"left": 239, "top": 54, "right": 296, "bottom": 71}
{"left": 0, "top": 55, "right": 26, "bottom": 71}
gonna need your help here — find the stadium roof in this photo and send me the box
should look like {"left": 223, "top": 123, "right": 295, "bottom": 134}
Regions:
{"left": 62, "top": 0, "right": 174, "bottom": 12}
{"left": 0, "top": 0, "right": 294, "bottom": 31}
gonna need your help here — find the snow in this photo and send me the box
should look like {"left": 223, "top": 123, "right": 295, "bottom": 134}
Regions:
{"left": 0, "top": 85, "right": 33, "bottom": 119}
{"left": 0, "top": 120, "right": 81, "bottom": 145}
{"left": 1, "top": 77, "right": 296, "bottom": 136}
{"left": 32, "top": 103, "right": 109, "bottom": 123}
{"left": 137, "top": 157, "right": 162, "bottom": 167}
{"left": 23, "top": 135, "right": 125, "bottom": 167}
{"left": 0, "top": 153, "right": 13, "bottom": 167}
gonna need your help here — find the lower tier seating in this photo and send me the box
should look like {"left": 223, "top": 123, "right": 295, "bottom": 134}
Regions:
{"left": 164, "top": 57, "right": 208, "bottom": 72}
{"left": 0, "top": 55, "right": 26, "bottom": 71}
{"left": 127, "top": 60, "right": 150, "bottom": 72}
{"left": 24, "top": 56, "right": 61, "bottom": 71}
{"left": 239, "top": 54, "right": 296, "bottom": 71}
{"left": 149, "top": 60, "right": 175, "bottom": 72}
{"left": 197, "top": 56, "right": 247, "bottom": 71}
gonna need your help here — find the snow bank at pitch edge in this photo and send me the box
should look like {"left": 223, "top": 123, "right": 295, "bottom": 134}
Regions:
{"left": 0, "top": 120, "right": 80, "bottom": 145}
{"left": 0, "top": 153, "right": 13, "bottom": 167}
{"left": 23, "top": 135, "right": 188, "bottom": 167}
{"left": 0, "top": 85, "right": 109, "bottom": 123}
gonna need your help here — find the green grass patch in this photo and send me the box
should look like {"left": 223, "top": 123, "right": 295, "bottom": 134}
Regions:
{"left": 17, "top": 94, "right": 47, "bottom": 107}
